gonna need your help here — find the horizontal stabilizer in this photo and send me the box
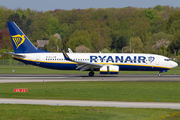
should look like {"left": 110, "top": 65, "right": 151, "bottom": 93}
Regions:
{"left": 5, "top": 52, "right": 25, "bottom": 58}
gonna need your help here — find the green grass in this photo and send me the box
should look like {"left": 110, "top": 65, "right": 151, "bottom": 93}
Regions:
{"left": 1, "top": 81, "right": 180, "bottom": 102}
{"left": 0, "top": 65, "right": 179, "bottom": 74}
{"left": 0, "top": 104, "right": 179, "bottom": 120}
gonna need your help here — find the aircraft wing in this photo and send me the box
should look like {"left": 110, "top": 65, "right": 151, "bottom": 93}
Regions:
{"left": 5, "top": 52, "right": 25, "bottom": 58}
{"left": 61, "top": 49, "right": 103, "bottom": 71}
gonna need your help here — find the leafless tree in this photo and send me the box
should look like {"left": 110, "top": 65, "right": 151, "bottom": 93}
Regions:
{"left": 75, "top": 45, "right": 90, "bottom": 53}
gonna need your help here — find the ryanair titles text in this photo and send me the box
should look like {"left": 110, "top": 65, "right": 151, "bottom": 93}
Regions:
{"left": 90, "top": 56, "right": 149, "bottom": 63}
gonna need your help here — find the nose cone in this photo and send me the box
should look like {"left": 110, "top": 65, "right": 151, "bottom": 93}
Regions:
{"left": 172, "top": 61, "right": 178, "bottom": 68}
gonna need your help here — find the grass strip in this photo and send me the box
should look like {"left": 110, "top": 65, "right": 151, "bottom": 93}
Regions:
{"left": 0, "top": 104, "right": 179, "bottom": 120}
{"left": 1, "top": 81, "right": 180, "bottom": 102}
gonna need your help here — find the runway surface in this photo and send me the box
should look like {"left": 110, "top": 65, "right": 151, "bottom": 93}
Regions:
{"left": 0, "top": 98, "right": 180, "bottom": 109}
{"left": 0, "top": 74, "right": 180, "bottom": 109}
{"left": 0, "top": 74, "right": 179, "bottom": 83}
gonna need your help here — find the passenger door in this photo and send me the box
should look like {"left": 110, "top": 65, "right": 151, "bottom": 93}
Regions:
{"left": 36, "top": 56, "right": 40, "bottom": 64}
{"left": 156, "top": 57, "right": 160, "bottom": 65}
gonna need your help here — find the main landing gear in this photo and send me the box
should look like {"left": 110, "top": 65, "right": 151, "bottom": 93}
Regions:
{"left": 89, "top": 71, "right": 94, "bottom": 76}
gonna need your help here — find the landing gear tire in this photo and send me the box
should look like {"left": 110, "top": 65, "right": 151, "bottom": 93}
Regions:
{"left": 89, "top": 71, "right": 94, "bottom": 77}
{"left": 158, "top": 73, "right": 162, "bottom": 77}
{"left": 158, "top": 71, "right": 162, "bottom": 77}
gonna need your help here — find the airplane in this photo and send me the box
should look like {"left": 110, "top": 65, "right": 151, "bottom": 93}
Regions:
{"left": 7, "top": 22, "right": 178, "bottom": 76}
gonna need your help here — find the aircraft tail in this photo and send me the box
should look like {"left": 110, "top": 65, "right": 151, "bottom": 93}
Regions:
{"left": 7, "top": 22, "right": 48, "bottom": 53}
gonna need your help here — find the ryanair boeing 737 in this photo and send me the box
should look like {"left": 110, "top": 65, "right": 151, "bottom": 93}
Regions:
{"left": 7, "top": 22, "right": 178, "bottom": 76}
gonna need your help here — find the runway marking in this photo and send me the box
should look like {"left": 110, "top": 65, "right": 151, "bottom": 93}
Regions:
{"left": 1, "top": 98, "right": 180, "bottom": 109}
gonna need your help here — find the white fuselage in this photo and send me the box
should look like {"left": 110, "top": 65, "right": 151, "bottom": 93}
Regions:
{"left": 13, "top": 53, "right": 178, "bottom": 71}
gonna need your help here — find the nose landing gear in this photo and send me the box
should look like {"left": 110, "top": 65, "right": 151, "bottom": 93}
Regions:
{"left": 158, "top": 70, "right": 168, "bottom": 77}
{"left": 158, "top": 71, "right": 162, "bottom": 77}
{"left": 158, "top": 73, "right": 162, "bottom": 77}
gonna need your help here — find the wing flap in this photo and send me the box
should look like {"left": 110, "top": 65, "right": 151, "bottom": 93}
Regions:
{"left": 80, "top": 65, "right": 91, "bottom": 71}
{"left": 76, "top": 64, "right": 86, "bottom": 69}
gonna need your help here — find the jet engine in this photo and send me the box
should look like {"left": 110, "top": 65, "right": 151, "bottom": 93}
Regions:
{"left": 100, "top": 65, "right": 119, "bottom": 74}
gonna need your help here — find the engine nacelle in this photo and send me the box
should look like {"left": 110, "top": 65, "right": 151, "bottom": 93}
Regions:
{"left": 100, "top": 65, "right": 119, "bottom": 74}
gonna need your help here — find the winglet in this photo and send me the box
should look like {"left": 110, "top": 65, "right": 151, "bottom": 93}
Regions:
{"left": 68, "top": 48, "right": 73, "bottom": 53}
{"left": 61, "top": 49, "right": 71, "bottom": 61}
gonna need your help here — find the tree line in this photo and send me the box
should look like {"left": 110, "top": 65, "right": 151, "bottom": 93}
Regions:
{"left": 0, "top": 5, "right": 180, "bottom": 58}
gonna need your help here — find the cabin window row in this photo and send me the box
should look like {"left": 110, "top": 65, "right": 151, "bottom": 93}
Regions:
{"left": 46, "top": 59, "right": 90, "bottom": 61}
{"left": 73, "top": 59, "right": 90, "bottom": 61}
{"left": 46, "top": 59, "right": 65, "bottom": 61}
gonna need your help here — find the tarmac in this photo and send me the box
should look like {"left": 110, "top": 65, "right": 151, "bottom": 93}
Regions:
{"left": 0, "top": 74, "right": 180, "bottom": 83}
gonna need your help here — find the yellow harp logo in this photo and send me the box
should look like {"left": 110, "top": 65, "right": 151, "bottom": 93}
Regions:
{"left": 11, "top": 35, "right": 25, "bottom": 49}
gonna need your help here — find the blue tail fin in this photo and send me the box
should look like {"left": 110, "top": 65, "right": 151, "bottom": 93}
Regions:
{"left": 7, "top": 22, "right": 48, "bottom": 53}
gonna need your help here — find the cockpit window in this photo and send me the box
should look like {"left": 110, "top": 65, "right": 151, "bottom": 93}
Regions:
{"left": 164, "top": 58, "right": 171, "bottom": 61}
